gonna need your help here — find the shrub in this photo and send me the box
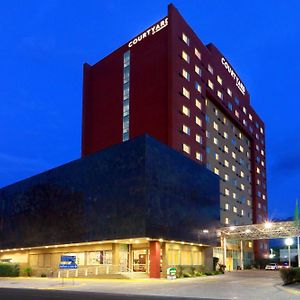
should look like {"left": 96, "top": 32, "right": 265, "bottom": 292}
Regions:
{"left": 194, "top": 271, "right": 204, "bottom": 277}
{"left": 176, "top": 265, "right": 183, "bottom": 278}
{"left": 23, "top": 267, "right": 32, "bottom": 277}
{"left": 0, "top": 263, "right": 20, "bottom": 277}
{"left": 41, "top": 273, "right": 47, "bottom": 277}
{"left": 218, "top": 264, "right": 226, "bottom": 274}
{"left": 183, "top": 272, "right": 192, "bottom": 278}
{"left": 280, "top": 268, "right": 297, "bottom": 285}
{"left": 204, "top": 271, "right": 213, "bottom": 276}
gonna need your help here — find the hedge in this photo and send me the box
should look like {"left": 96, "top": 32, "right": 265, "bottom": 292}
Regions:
{"left": 0, "top": 263, "right": 20, "bottom": 277}
{"left": 280, "top": 267, "right": 300, "bottom": 285}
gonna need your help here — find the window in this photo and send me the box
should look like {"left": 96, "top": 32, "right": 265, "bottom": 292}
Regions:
{"left": 239, "top": 145, "right": 244, "bottom": 153}
{"left": 213, "top": 122, "right": 218, "bottom": 131}
{"left": 195, "top": 116, "right": 202, "bottom": 127}
{"left": 182, "top": 105, "right": 190, "bottom": 117}
{"left": 260, "top": 127, "right": 264, "bottom": 134}
{"left": 234, "top": 97, "right": 240, "bottom": 105}
{"left": 196, "top": 152, "right": 202, "bottom": 161}
{"left": 182, "top": 33, "right": 190, "bottom": 45}
{"left": 195, "top": 65, "right": 201, "bottom": 76}
{"left": 208, "top": 64, "right": 213, "bottom": 74}
{"left": 240, "top": 183, "right": 245, "bottom": 191}
{"left": 195, "top": 99, "right": 201, "bottom": 110}
{"left": 232, "top": 151, "right": 236, "bottom": 159}
{"left": 183, "top": 144, "right": 190, "bottom": 154}
{"left": 182, "top": 124, "right": 190, "bottom": 135}
{"left": 242, "top": 106, "right": 247, "bottom": 114}
{"left": 196, "top": 134, "right": 202, "bottom": 144}
{"left": 195, "top": 82, "right": 201, "bottom": 93}
{"left": 227, "top": 88, "right": 232, "bottom": 97}
{"left": 182, "top": 87, "right": 190, "bottom": 99}
{"left": 214, "top": 152, "right": 219, "bottom": 161}
{"left": 225, "top": 188, "right": 230, "bottom": 196}
{"left": 208, "top": 80, "right": 214, "bottom": 90}
{"left": 228, "top": 102, "right": 233, "bottom": 111}
{"left": 241, "top": 209, "right": 244, "bottom": 216}
{"left": 182, "top": 50, "right": 190, "bottom": 63}
{"left": 235, "top": 110, "right": 239, "bottom": 118}
{"left": 123, "top": 50, "right": 131, "bottom": 142}
{"left": 214, "top": 167, "right": 219, "bottom": 175}
{"left": 224, "top": 174, "right": 229, "bottom": 181}
{"left": 225, "top": 203, "right": 229, "bottom": 211}
{"left": 213, "top": 137, "right": 218, "bottom": 145}
{"left": 182, "top": 69, "right": 190, "bottom": 81}
{"left": 249, "top": 113, "right": 253, "bottom": 121}
{"left": 195, "top": 48, "right": 201, "bottom": 60}
{"left": 240, "top": 171, "right": 245, "bottom": 178}
{"left": 224, "top": 145, "right": 229, "bottom": 153}
{"left": 217, "top": 90, "right": 223, "bottom": 100}
{"left": 247, "top": 199, "right": 251, "bottom": 206}
{"left": 243, "top": 119, "right": 247, "bottom": 126}
{"left": 217, "top": 75, "right": 222, "bottom": 85}
{"left": 225, "top": 217, "right": 229, "bottom": 225}
{"left": 232, "top": 165, "right": 236, "bottom": 172}
{"left": 233, "top": 206, "right": 237, "bottom": 213}
{"left": 224, "top": 160, "right": 229, "bottom": 167}
{"left": 223, "top": 132, "right": 228, "bottom": 139}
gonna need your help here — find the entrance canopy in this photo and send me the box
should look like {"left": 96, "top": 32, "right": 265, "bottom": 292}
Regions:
{"left": 217, "top": 221, "right": 300, "bottom": 240}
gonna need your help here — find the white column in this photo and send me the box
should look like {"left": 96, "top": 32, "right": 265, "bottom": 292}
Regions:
{"left": 297, "top": 236, "right": 300, "bottom": 267}
{"left": 223, "top": 236, "right": 227, "bottom": 268}
{"left": 240, "top": 240, "right": 244, "bottom": 270}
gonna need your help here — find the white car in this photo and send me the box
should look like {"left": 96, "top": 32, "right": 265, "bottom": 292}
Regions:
{"left": 265, "top": 263, "right": 278, "bottom": 270}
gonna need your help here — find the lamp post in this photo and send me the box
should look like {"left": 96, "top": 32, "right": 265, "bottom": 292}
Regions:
{"left": 285, "top": 238, "right": 294, "bottom": 268}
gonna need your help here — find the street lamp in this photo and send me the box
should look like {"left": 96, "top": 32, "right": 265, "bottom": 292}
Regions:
{"left": 285, "top": 238, "right": 294, "bottom": 267}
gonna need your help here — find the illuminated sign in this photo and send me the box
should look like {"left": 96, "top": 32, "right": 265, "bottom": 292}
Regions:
{"left": 221, "top": 57, "right": 246, "bottom": 95}
{"left": 128, "top": 17, "right": 168, "bottom": 48}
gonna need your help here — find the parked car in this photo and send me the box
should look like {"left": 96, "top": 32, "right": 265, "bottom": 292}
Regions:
{"left": 278, "top": 262, "right": 289, "bottom": 269}
{"left": 265, "top": 263, "right": 279, "bottom": 270}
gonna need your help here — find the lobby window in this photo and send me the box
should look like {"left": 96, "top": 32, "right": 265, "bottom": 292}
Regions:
{"left": 195, "top": 48, "right": 201, "bottom": 60}
{"left": 182, "top": 87, "right": 190, "bottom": 99}
{"left": 213, "top": 122, "right": 218, "bottom": 131}
{"left": 196, "top": 134, "right": 202, "bottom": 144}
{"left": 208, "top": 80, "right": 214, "bottom": 90}
{"left": 217, "top": 90, "right": 223, "bottom": 100}
{"left": 195, "top": 65, "right": 201, "bottom": 76}
{"left": 183, "top": 143, "right": 191, "bottom": 154}
{"left": 214, "top": 167, "right": 219, "bottom": 175}
{"left": 225, "top": 217, "right": 229, "bottom": 225}
{"left": 182, "top": 33, "right": 190, "bottom": 45}
{"left": 225, "top": 203, "right": 229, "bottom": 211}
{"left": 196, "top": 152, "right": 202, "bottom": 161}
{"left": 195, "top": 82, "right": 201, "bottom": 93}
{"left": 122, "top": 50, "right": 131, "bottom": 142}
{"left": 217, "top": 75, "right": 223, "bottom": 85}
{"left": 182, "top": 69, "right": 190, "bottom": 81}
{"left": 227, "top": 88, "right": 232, "bottom": 97}
{"left": 195, "top": 116, "right": 202, "bottom": 127}
{"left": 195, "top": 99, "right": 201, "bottom": 110}
{"left": 182, "top": 50, "right": 190, "bottom": 63}
{"left": 208, "top": 64, "right": 214, "bottom": 74}
{"left": 182, "top": 105, "right": 190, "bottom": 117}
{"left": 182, "top": 124, "right": 190, "bottom": 135}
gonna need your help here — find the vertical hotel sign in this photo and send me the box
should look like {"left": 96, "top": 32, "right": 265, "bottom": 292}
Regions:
{"left": 221, "top": 57, "right": 246, "bottom": 96}
{"left": 128, "top": 17, "right": 168, "bottom": 48}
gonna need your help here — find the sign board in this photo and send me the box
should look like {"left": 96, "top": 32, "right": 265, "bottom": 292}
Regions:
{"left": 59, "top": 255, "right": 78, "bottom": 270}
{"left": 167, "top": 267, "right": 176, "bottom": 279}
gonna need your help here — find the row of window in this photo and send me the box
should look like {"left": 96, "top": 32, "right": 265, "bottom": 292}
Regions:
{"left": 122, "top": 51, "right": 130, "bottom": 142}
{"left": 182, "top": 144, "right": 203, "bottom": 162}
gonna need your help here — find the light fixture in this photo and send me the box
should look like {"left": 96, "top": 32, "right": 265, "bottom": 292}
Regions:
{"left": 245, "top": 229, "right": 251, "bottom": 233}
{"left": 285, "top": 238, "right": 294, "bottom": 246}
{"left": 229, "top": 226, "right": 235, "bottom": 231}
{"left": 159, "top": 238, "right": 164, "bottom": 242}
{"left": 264, "top": 222, "right": 272, "bottom": 229}
{"left": 203, "top": 229, "right": 209, "bottom": 233}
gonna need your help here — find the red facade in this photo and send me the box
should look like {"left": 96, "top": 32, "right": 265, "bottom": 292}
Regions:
{"left": 81, "top": 4, "right": 268, "bottom": 259}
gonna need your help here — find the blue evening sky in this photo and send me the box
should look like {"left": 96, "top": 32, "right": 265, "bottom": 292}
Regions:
{"left": 0, "top": 1, "right": 299, "bottom": 219}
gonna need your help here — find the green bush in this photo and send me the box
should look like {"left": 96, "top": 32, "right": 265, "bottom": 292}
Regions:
{"left": 204, "top": 271, "right": 213, "bottom": 276}
{"left": 280, "top": 268, "right": 297, "bottom": 285}
{"left": 194, "top": 271, "right": 204, "bottom": 277}
{"left": 0, "top": 263, "right": 20, "bottom": 277}
{"left": 41, "top": 273, "right": 47, "bottom": 277}
{"left": 183, "top": 272, "right": 192, "bottom": 278}
{"left": 23, "top": 267, "right": 32, "bottom": 277}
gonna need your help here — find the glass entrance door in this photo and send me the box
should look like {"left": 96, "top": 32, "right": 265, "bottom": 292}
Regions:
{"left": 132, "top": 249, "right": 148, "bottom": 272}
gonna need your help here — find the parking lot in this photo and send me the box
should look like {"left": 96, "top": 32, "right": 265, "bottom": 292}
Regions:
{"left": 0, "top": 270, "right": 300, "bottom": 300}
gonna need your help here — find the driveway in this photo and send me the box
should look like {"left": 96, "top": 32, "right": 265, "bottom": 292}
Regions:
{"left": 0, "top": 270, "right": 299, "bottom": 300}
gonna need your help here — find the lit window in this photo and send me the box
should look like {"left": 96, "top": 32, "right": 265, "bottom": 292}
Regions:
{"left": 182, "top": 105, "right": 190, "bottom": 117}
{"left": 195, "top": 82, "right": 201, "bottom": 93}
{"left": 232, "top": 152, "right": 236, "bottom": 159}
{"left": 224, "top": 174, "right": 229, "bottom": 181}
{"left": 195, "top": 116, "right": 202, "bottom": 127}
{"left": 249, "top": 113, "right": 253, "bottom": 121}
{"left": 240, "top": 183, "right": 245, "bottom": 191}
{"left": 195, "top": 65, "right": 201, "bottom": 76}
{"left": 243, "top": 106, "right": 247, "bottom": 114}
{"left": 240, "top": 171, "right": 244, "bottom": 178}
{"left": 196, "top": 134, "right": 202, "bottom": 144}
{"left": 214, "top": 152, "right": 219, "bottom": 161}
{"left": 227, "top": 88, "right": 232, "bottom": 97}
{"left": 225, "top": 203, "right": 229, "bottom": 211}
{"left": 223, "top": 132, "right": 228, "bottom": 139}
{"left": 235, "top": 110, "right": 239, "bottom": 118}
{"left": 182, "top": 87, "right": 190, "bottom": 99}
{"left": 217, "top": 75, "right": 222, "bottom": 85}
{"left": 225, "top": 188, "right": 230, "bottom": 196}
{"left": 196, "top": 152, "right": 202, "bottom": 161}
{"left": 238, "top": 132, "right": 243, "bottom": 139}
{"left": 213, "top": 122, "right": 218, "bottom": 131}
{"left": 233, "top": 206, "right": 237, "bottom": 213}
{"left": 206, "top": 130, "right": 210, "bottom": 138}
{"left": 260, "top": 127, "right": 264, "bottom": 134}
{"left": 182, "top": 124, "right": 190, "bottom": 135}
{"left": 182, "top": 51, "right": 190, "bottom": 63}
{"left": 232, "top": 165, "right": 236, "bottom": 172}
{"left": 241, "top": 209, "right": 244, "bottom": 216}
{"left": 247, "top": 199, "right": 251, "bottom": 206}
{"left": 262, "top": 194, "right": 266, "bottom": 200}
{"left": 217, "top": 90, "right": 223, "bottom": 100}
{"left": 223, "top": 117, "right": 227, "bottom": 124}
{"left": 195, "top": 48, "right": 201, "bottom": 60}
{"left": 261, "top": 160, "right": 265, "bottom": 167}
{"left": 225, "top": 217, "right": 229, "bottom": 225}
{"left": 182, "top": 69, "right": 190, "bottom": 81}
{"left": 261, "top": 149, "right": 265, "bottom": 156}
{"left": 195, "top": 99, "right": 201, "bottom": 110}
{"left": 213, "top": 137, "right": 218, "bottom": 145}
{"left": 239, "top": 145, "right": 244, "bottom": 153}
{"left": 257, "top": 167, "right": 260, "bottom": 174}
{"left": 208, "top": 64, "right": 214, "bottom": 74}
{"left": 248, "top": 242, "right": 252, "bottom": 248}
{"left": 233, "top": 193, "right": 237, "bottom": 199}
{"left": 224, "top": 160, "right": 229, "bottom": 167}
{"left": 224, "top": 145, "right": 229, "bottom": 153}
{"left": 182, "top": 33, "right": 190, "bottom": 45}
{"left": 214, "top": 167, "right": 219, "bottom": 175}
{"left": 208, "top": 80, "right": 214, "bottom": 90}
{"left": 183, "top": 144, "right": 190, "bottom": 154}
